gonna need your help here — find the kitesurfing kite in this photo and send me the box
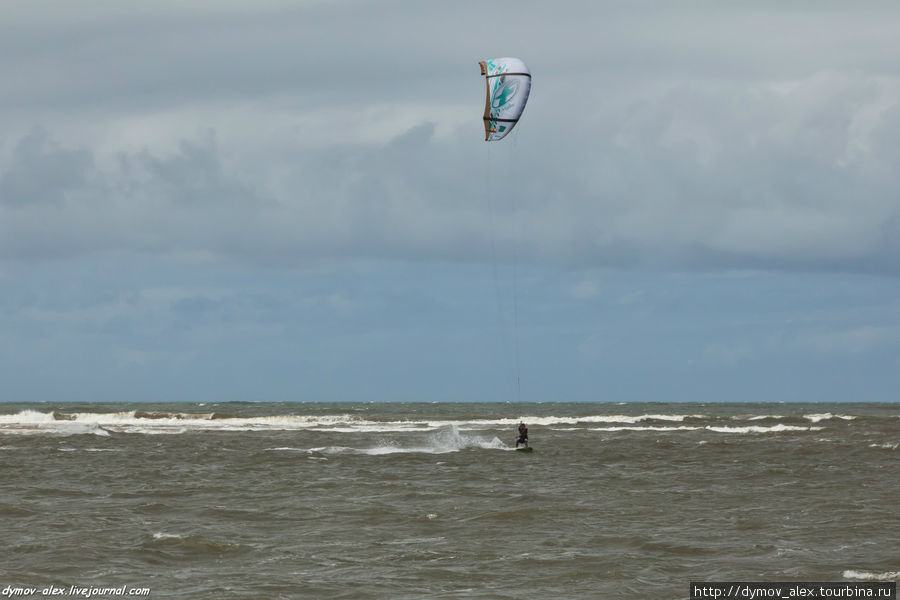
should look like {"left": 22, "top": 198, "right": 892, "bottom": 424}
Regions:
{"left": 479, "top": 57, "right": 531, "bottom": 141}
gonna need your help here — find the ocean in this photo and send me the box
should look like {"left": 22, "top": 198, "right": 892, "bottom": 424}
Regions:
{"left": 1, "top": 402, "right": 897, "bottom": 599}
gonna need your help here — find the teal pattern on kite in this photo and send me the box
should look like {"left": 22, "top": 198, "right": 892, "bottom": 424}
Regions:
{"left": 479, "top": 57, "right": 532, "bottom": 141}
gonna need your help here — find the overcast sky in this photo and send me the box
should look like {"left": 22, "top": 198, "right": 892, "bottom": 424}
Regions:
{"left": 1, "top": 1, "right": 899, "bottom": 403}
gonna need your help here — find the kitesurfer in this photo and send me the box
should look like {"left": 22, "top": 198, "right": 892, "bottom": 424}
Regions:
{"left": 515, "top": 422, "right": 528, "bottom": 448}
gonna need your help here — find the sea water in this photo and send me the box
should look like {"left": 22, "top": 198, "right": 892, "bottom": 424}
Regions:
{"left": 1, "top": 402, "right": 897, "bottom": 599}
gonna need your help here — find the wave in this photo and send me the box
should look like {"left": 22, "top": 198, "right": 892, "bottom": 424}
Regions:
{"left": 0, "top": 410, "right": 408, "bottom": 435}
{"left": 0, "top": 408, "right": 868, "bottom": 436}
{"left": 0, "top": 410, "right": 112, "bottom": 437}
{"left": 590, "top": 426, "right": 701, "bottom": 432}
{"left": 706, "top": 424, "right": 823, "bottom": 433}
{"left": 842, "top": 570, "right": 899, "bottom": 581}
{"left": 868, "top": 442, "right": 898, "bottom": 450}
{"left": 804, "top": 413, "right": 857, "bottom": 423}
{"left": 578, "top": 414, "right": 705, "bottom": 423}
{"left": 0, "top": 410, "right": 704, "bottom": 435}
{"left": 589, "top": 424, "right": 822, "bottom": 434}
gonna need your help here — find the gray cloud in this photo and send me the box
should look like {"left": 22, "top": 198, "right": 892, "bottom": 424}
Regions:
{"left": 3, "top": 67, "right": 900, "bottom": 274}
{"left": 3, "top": 1, "right": 900, "bottom": 274}
{"left": 6, "top": 1, "right": 900, "bottom": 404}
{"left": 0, "top": 128, "right": 94, "bottom": 208}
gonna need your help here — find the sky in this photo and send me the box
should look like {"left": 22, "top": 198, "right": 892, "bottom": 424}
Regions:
{"left": 1, "top": 0, "right": 899, "bottom": 403}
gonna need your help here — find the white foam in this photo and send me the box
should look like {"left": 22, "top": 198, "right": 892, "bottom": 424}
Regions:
{"left": 868, "top": 442, "right": 898, "bottom": 450}
{"left": 588, "top": 424, "right": 822, "bottom": 434}
{"left": 589, "top": 426, "right": 701, "bottom": 432}
{"left": 316, "top": 425, "right": 437, "bottom": 433}
{"left": 559, "top": 414, "right": 704, "bottom": 425}
{"left": 0, "top": 412, "right": 111, "bottom": 437}
{"left": 0, "top": 410, "right": 705, "bottom": 435}
{"left": 308, "top": 446, "right": 354, "bottom": 455}
{"left": 0, "top": 410, "right": 400, "bottom": 435}
{"left": 0, "top": 409, "right": 59, "bottom": 424}
{"left": 842, "top": 570, "right": 899, "bottom": 581}
{"left": 0, "top": 409, "right": 844, "bottom": 437}
{"left": 706, "top": 425, "right": 822, "bottom": 433}
{"left": 804, "top": 413, "right": 856, "bottom": 423}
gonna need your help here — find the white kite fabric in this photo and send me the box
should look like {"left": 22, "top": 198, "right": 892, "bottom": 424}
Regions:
{"left": 479, "top": 57, "right": 531, "bottom": 141}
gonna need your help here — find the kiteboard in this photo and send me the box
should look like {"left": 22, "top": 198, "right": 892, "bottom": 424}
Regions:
{"left": 515, "top": 446, "right": 533, "bottom": 452}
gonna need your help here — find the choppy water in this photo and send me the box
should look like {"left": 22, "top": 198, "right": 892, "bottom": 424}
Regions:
{"left": 1, "top": 402, "right": 897, "bottom": 599}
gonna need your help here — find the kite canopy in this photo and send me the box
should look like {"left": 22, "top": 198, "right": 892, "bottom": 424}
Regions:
{"left": 479, "top": 57, "right": 531, "bottom": 141}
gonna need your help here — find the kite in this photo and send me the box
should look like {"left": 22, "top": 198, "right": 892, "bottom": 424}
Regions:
{"left": 479, "top": 57, "right": 532, "bottom": 141}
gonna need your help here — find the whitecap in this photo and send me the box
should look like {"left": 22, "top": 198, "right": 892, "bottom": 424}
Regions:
{"left": 842, "top": 570, "right": 899, "bottom": 581}
{"left": 587, "top": 424, "right": 822, "bottom": 434}
{"left": 0, "top": 412, "right": 112, "bottom": 437}
{"left": 589, "top": 426, "right": 701, "bottom": 432}
{"left": 804, "top": 413, "right": 856, "bottom": 423}
{"left": 868, "top": 443, "right": 898, "bottom": 450}
{"left": 706, "top": 425, "right": 823, "bottom": 433}
{"left": 308, "top": 446, "right": 354, "bottom": 455}
{"left": 577, "top": 414, "right": 704, "bottom": 424}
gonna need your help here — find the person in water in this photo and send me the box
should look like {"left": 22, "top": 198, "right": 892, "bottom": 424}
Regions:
{"left": 516, "top": 422, "right": 529, "bottom": 448}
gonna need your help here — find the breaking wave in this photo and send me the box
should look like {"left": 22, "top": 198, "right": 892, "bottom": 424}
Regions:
{"left": 589, "top": 424, "right": 822, "bottom": 434}
{"left": 0, "top": 407, "right": 880, "bottom": 437}
{"left": 842, "top": 570, "right": 899, "bottom": 581}
{"left": 0, "top": 410, "right": 708, "bottom": 435}
{"left": 804, "top": 413, "right": 857, "bottom": 423}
